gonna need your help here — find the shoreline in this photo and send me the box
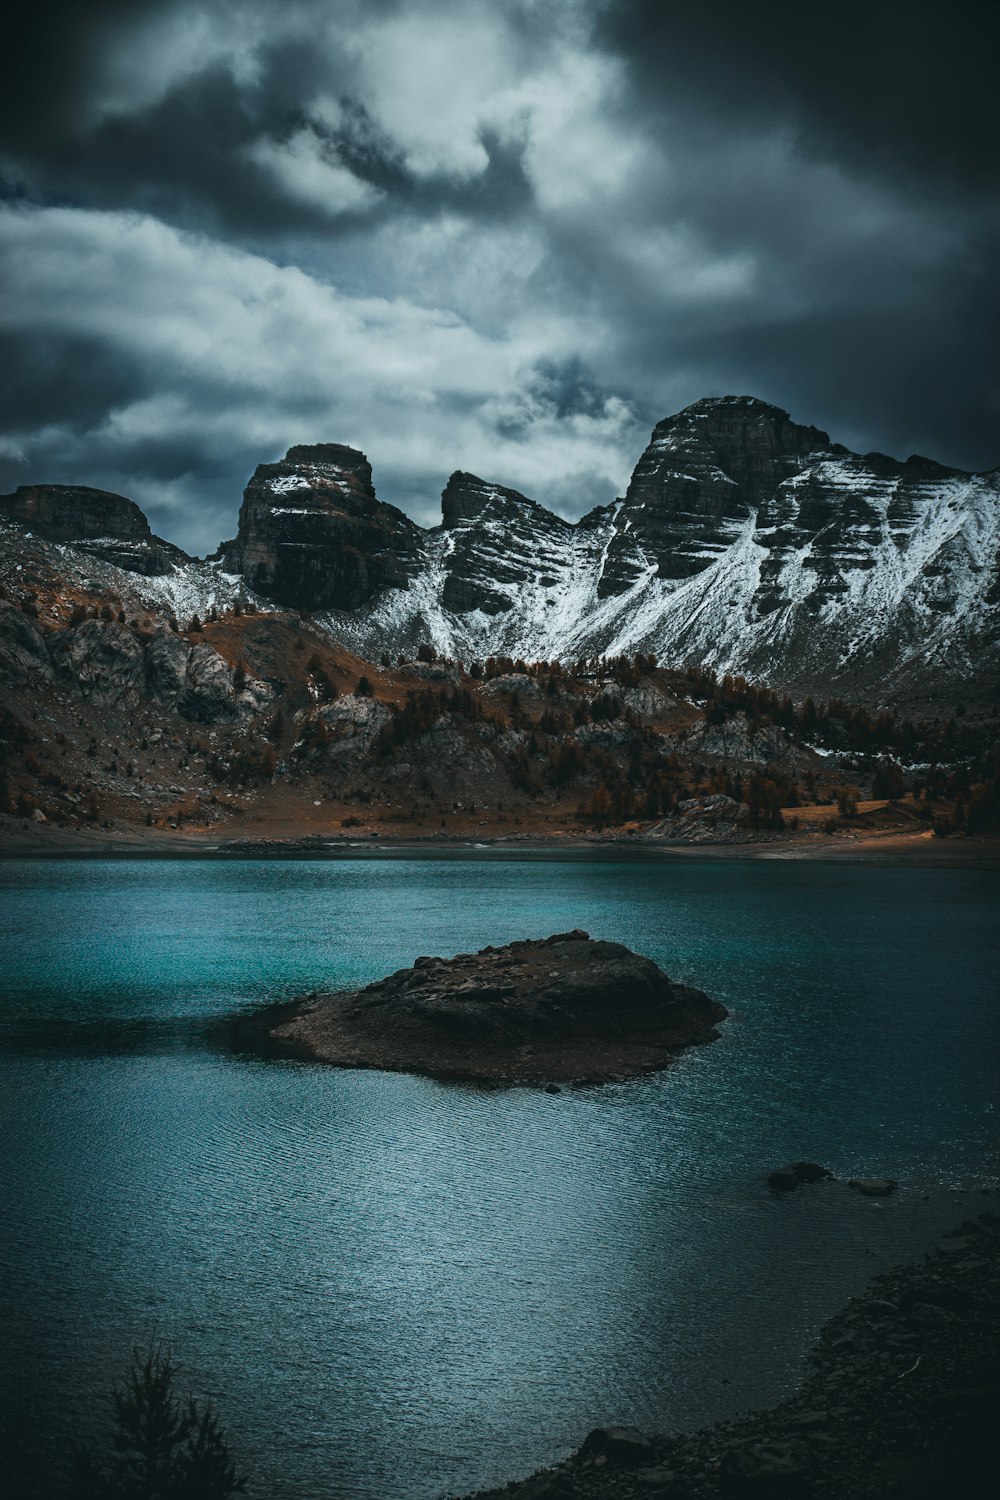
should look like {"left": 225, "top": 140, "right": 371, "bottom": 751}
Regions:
{"left": 463, "top": 1210, "right": 1000, "bottom": 1500}
{"left": 3, "top": 822, "right": 1000, "bottom": 869}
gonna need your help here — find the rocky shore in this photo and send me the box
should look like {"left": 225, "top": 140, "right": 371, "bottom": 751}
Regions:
{"left": 232, "top": 932, "right": 727, "bottom": 1085}
{"left": 468, "top": 1214, "right": 1000, "bottom": 1499}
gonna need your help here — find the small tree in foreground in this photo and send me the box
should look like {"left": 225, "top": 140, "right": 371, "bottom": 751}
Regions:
{"left": 73, "top": 1339, "right": 247, "bottom": 1499}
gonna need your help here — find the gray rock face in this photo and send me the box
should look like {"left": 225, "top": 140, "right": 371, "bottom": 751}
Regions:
{"left": 0, "top": 485, "right": 187, "bottom": 575}
{"left": 18, "top": 616, "right": 267, "bottom": 723}
{"left": 144, "top": 630, "right": 190, "bottom": 701}
{"left": 599, "top": 396, "right": 834, "bottom": 595}
{"left": 176, "top": 642, "right": 242, "bottom": 723}
{"left": 681, "top": 715, "right": 796, "bottom": 767}
{"left": 0, "top": 603, "right": 54, "bottom": 686}
{"left": 220, "top": 444, "right": 422, "bottom": 610}
{"left": 647, "top": 794, "right": 753, "bottom": 843}
{"left": 314, "top": 694, "right": 391, "bottom": 767}
{"left": 439, "top": 472, "right": 576, "bottom": 616}
{"left": 52, "top": 619, "right": 147, "bottom": 707}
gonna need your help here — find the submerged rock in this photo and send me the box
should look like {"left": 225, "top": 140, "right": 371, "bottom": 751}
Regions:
{"left": 848, "top": 1177, "right": 898, "bottom": 1197}
{"left": 247, "top": 931, "right": 727, "bottom": 1085}
{"left": 768, "top": 1162, "right": 834, "bottom": 1192}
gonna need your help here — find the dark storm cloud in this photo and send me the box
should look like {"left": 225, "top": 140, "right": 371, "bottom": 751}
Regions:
{"left": 1, "top": 0, "right": 533, "bottom": 238}
{"left": 597, "top": 0, "right": 1000, "bottom": 193}
{"left": 582, "top": 0, "right": 1000, "bottom": 468}
{"left": 1, "top": 1, "right": 997, "bottom": 553}
{"left": 0, "top": 1, "right": 153, "bottom": 145}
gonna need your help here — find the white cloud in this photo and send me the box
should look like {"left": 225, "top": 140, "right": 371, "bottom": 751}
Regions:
{"left": 354, "top": 11, "right": 517, "bottom": 180}
{"left": 246, "top": 129, "right": 383, "bottom": 217}
{"left": 0, "top": 203, "right": 642, "bottom": 551}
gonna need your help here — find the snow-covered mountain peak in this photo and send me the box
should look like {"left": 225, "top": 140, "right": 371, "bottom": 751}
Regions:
{"left": 4, "top": 397, "right": 997, "bottom": 706}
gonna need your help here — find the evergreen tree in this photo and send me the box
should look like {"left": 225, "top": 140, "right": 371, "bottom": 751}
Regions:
{"left": 72, "top": 1340, "right": 247, "bottom": 1499}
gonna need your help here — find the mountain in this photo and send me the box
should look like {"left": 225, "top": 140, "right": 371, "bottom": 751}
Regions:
{"left": 315, "top": 398, "right": 1000, "bottom": 707}
{"left": 3, "top": 399, "right": 997, "bottom": 849}
{"left": 1, "top": 483, "right": 189, "bottom": 576}
{"left": 3, "top": 395, "right": 998, "bottom": 709}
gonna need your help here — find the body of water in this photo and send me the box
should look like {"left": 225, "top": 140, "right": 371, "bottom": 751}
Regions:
{"left": 1, "top": 855, "right": 998, "bottom": 1498}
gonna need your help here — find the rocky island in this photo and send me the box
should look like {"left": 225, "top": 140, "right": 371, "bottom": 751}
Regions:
{"left": 243, "top": 931, "right": 727, "bottom": 1085}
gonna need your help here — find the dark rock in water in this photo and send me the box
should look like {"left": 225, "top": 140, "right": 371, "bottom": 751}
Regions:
{"left": 220, "top": 443, "right": 421, "bottom": 610}
{"left": 580, "top": 1427, "right": 655, "bottom": 1468}
{"left": 848, "top": 1177, "right": 898, "bottom": 1197}
{"left": 252, "top": 931, "right": 727, "bottom": 1085}
{"left": 768, "top": 1161, "right": 834, "bottom": 1191}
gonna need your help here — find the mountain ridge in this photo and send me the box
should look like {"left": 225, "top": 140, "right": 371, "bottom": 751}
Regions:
{"left": 3, "top": 395, "right": 998, "bottom": 707}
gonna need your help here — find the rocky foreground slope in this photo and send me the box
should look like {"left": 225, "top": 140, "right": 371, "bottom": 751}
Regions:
{"left": 240, "top": 932, "right": 727, "bottom": 1085}
{"left": 4, "top": 395, "right": 999, "bottom": 706}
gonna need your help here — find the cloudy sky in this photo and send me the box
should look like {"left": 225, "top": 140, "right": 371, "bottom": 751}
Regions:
{"left": 1, "top": 0, "right": 996, "bottom": 554}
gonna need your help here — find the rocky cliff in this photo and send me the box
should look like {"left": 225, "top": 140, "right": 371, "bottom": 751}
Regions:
{"left": 438, "top": 471, "right": 581, "bottom": 616}
{"left": 0, "top": 483, "right": 188, "bottom": 576}
{"left": 220, "top": 444, "right": 422, "bottom": 611}
{"left": 597, "top": 396, "right": 834, "bottom": 595}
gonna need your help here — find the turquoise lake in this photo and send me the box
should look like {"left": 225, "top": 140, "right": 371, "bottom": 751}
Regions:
{"left": 1, "top": 855, "right": 998, "bottom": 1499}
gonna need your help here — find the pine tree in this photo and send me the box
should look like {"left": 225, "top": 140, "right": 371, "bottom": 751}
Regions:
{"left": 72, "top": 1340, "right": 247, "bottom": 1499}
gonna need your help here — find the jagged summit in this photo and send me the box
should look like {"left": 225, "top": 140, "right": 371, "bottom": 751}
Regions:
{"left": 283, "top": 442, "right": 371, "bottom": 471}
{"left": 440, "top": 471, "right": 569, "bottom": 528}
{"left": 441, "top": 471, "right": 538, "bottom": 527}
{"left": 673, "top": 393, "right": 795, "bottom": 417}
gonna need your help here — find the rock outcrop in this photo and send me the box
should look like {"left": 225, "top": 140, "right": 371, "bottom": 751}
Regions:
{"left": 439, "top": 472, "right": 578, "bottom": 616}
{"left": 0, "top": 484, "right": 187, "bottom": 575}
{"left": 767, "top": 1161, "right": 834, "bottom": 1191}
{"left": 245, "top": 931, "right": 727, "bottom": 1084}
{"left": 220, "top": 444, "right": 422, "bottom": 611}
{"left": 0, "top": 606, "right": 267, "bottom": 721}
{"left": 597, "top": 396, "right": 834, "bottom": 595}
